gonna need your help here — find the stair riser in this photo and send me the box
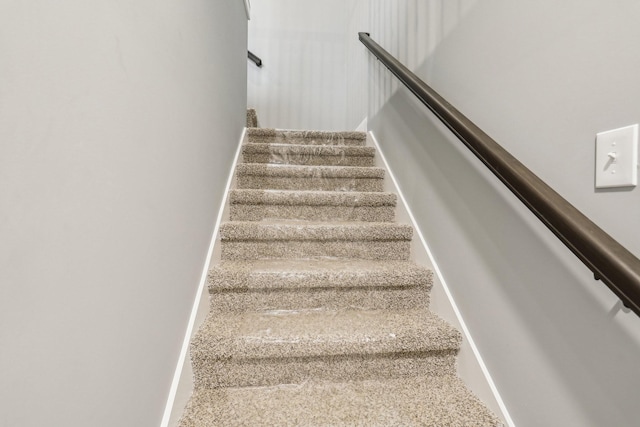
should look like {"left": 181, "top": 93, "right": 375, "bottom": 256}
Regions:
{"left": 236, "top": 176, "right": 384, "bottom": 192}
{"left": 230, "top": 189, "right": 397, "bottom": 208}
{"left": 248, "top": 136, "right": 366, "bottom": 146}
{"left": 181, "top": 376, "right": 502, "bottom": 427}
{"left": 220, "top": 222, "right": 412, "bottom": 241}
{"left": 221, "top": 241, "right": 411, "bottom": 261}
{"left": 243, "top": 153, "right": 374, "bottom": 167}
{"left": 210, "top": 287, "right": 429, "bottom": 312}
{"left": 193, "top": 353, "right": 457, "bottom": 389}
{"left": 249, "top": 139, "right": 366, "bottom": 146}
{"left": 209, "top": 264, "right": 432, "bottom": 291}
{"left": 229, "top": 205, "right": 395, "bottom": 222}
{"left": 246, "top": 109, "right": 258, "bottom": 128}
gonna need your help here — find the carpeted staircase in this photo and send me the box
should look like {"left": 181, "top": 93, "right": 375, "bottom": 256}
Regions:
{"left": 178, "top": 123, "right": 502, "bottom": 426}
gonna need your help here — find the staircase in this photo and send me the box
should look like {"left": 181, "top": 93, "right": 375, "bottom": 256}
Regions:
{"left": 178, "top": 124, "right": 502, "bottom": 426}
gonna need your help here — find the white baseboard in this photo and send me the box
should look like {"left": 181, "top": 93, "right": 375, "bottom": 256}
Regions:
{"left": 355, "top": 117, "right": 368, "bottom": 132}
{"left": 369, "top": 130, "right": 515, "bottom": 427}
{"left": 160, "top": 128, "right": 246, "bottom": 427}
{"left": 243, "top": 0, "right": 251, "bottom": 19}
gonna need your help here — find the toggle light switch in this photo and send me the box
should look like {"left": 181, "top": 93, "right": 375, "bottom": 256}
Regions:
{"left": 595, "top": 124, "right": 638, "bottom": 188}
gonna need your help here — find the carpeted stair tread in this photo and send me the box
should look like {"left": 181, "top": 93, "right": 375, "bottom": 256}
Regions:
{"left": 243, "top": 142, "right": 374, "bottom": 156}
{"left": 220, "top": 222, "right": 412, "bottom": 260}
{"left": 229, "top": 189, "right": 396, "bottom": 221}
{"left": 235, "top": 164, "right": 385, "bottom": 192}
{"left": 180, "top": 117, "right": 502, "bottom": 424}
{"left": 191, "top": 308, "right": 461, "bottom": 360}
{"left": 208, "top": 260, "right": 432, "bottom": 311}
{"left": 219, "top": 221, "right": 412, "bottom": 241}
{"left": 248, "top": 128, "right": 367, "bottom": 146}
{"left": 179, "top": 375, "right": 502, "bottom": 427}
{"left": 193, "top": 349, "right": 458, "bottom": 389}
{"left": 209, "top": 259, "right": 431, "bottom": 290}
{"left": 242, "top": 142, "right": 374, "bottom": 166}
{"left": 210, "top": 285, "right": 429, "bottom": 312}
{"left": 190, "top": 308, "right": 460, "bottom": 387}
{"left": 229, "top": 189, "right": 396, "bottom": 207}
{"left": 236, "top": 163, "right": 385, "bottom": 178}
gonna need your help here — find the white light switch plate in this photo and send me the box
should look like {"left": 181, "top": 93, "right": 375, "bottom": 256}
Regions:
{"left": 595, "top": 124, "right": 638, "bottom": 188}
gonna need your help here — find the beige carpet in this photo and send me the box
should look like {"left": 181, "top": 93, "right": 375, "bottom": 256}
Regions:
{"left": 178, "top": 124, "right": 502, "bottom": 426}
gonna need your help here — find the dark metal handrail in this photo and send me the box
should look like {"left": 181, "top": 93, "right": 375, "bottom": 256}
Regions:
{"left": 359, "top": 32, "right": 640, "bottom": 317}
{"left": 248, "top": 50, "right": 262, "bottom": 67}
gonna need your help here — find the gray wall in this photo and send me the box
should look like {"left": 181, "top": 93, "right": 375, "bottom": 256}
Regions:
{"left": 0, "top": 1, "right": 247, "bottom": 426}
{"left": 360, "top": 1, "right": 640, "bottom": 426}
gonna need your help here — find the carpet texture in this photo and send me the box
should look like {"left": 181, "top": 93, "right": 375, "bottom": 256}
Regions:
{"left": 178, "top": 120, "right": 502, "bottom": 426}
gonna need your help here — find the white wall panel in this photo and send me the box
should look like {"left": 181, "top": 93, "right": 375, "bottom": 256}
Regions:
{"left": 248, "top": 0, "right": 366, "bottom": 130}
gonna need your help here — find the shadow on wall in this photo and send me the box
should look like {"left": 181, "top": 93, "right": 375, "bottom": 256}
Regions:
{"left": 370, "top": 74, "right": 640, "bottom": 426}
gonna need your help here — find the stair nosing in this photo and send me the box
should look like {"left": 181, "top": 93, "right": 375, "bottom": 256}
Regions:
{"left": 242, "top": 142, "right": 375, "bottom": 156}
{"left": 181, "top": 375, "right": 502, "bottom": 427}
{"left": 247, "top": 128, "right": 367, "bottom": 140}
{"left": 191, "top": 309, "right": 462, "bottom": 360}
{"left": 219, "top": 221, "right": 413, "bottom": 241}
{"left": 208, "top": 260, "right": 433, "bottom": 290}
{"left": 236, "top": 163, "right": 385, "bottom": 178}
{"left": 229, "top": 189, "right": 397, "bottom": 207}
